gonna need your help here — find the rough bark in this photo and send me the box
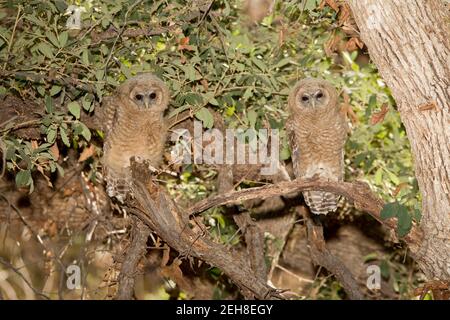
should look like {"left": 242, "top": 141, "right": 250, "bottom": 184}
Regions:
{"left": 347, "top": 0, "right": 450, "bottom": 280}
{"left": 115, "top": 216, "right": 150, "bottom": 300}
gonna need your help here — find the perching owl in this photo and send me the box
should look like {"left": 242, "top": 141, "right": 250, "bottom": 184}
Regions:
{"left": 98, "top": 73, "right": 170, "bottom": 202}
{"left": 286, "top": 78, "right": 347, "bottom": 215}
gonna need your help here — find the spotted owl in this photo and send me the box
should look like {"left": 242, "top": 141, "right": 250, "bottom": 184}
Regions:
{"left": 98, "top": 73, "right": 170, "bottom": 202}
{"left": 286, "top": 78, "right": 347, "bottom": 215}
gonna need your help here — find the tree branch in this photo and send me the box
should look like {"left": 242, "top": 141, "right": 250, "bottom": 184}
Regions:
{"left": 299, "top": 206, "right": 365, "bottom": 300}
{"left": 115, "top": 216, "right": 151, "bottom": 300}
{"left": 188, "top": 178, "right": 423, "bottom": 247}
{"left": 128, "top": 161, "right": 282, "bottom": 300}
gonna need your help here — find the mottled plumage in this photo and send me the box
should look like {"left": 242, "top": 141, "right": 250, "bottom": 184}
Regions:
{"left": 98, "top": 73, "right": 169, "bottom": 202}
{"left": 286, "top": 78, "right": 347, "bottom": 215}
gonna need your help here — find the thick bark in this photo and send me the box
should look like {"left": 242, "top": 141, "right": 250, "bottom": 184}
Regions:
{"left": 348, "top": 0, "right": 450, "bottom": 280}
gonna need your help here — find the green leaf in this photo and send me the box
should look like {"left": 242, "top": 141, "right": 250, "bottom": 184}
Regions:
{"left": 5, "top": 146, "right": 16, "bottom": 161}
{"left": 25, "top": 14, "right": 45, "bottom": 27}
{"left": 363, "top": 252, "right": 378, "bottom": 263}
{"left": 380, "top": 260, "right": 390, "bottom": 279}
{"left": 47, "top": 126, "right": 57, "bottom": 143}
{"left": 55, "top": 163, "right": 65, "bottom": 177}
{"left": 243, "top": 87, "right": 253, "bottom": 100}
{"left": 182, "top": 65, "right": 199, "bottom": 81}
{"left": 280, "top": 145, "right": 291, "bottom": 161}
{"left": 15, "top": 170, "right": 32, "bottom": 187}
{"left": 368, "top": 94, "right": 377, "bottom": 110}
{"left": 50, "top": 85, "right": 61, "bottom": 96}
{"left": 38, "top": 42, "right": 54, "bottom": 59}
{"left": 81, "top": 95, "right": 92, "bottom": 111}
{"left": 68, "top": 101, "right": 81, "bottom": 119}
{"left": 95, "top": 69, "right": 104, "bottom": 81}
{"left": 413, "top": 209, "right": 422, "bottom": 222}
{"left": 82, "top": 49, "right": 90, "bottom": 65}
{"left": 46, "top": 31, "right": 59, "bottom": 47}
{"left": 79, "top": 123, "right": 91, "bottom": 142}
{"left": 45, "top": 95, "right": 54, "bottom": 113}
{"left": 384, "top": 168, "right": 400, "bottom": 185}
{"left": 54, "top": 0, "right": 68, "bottom": 13}
{"left": 251, "top": 57, "right": 266, "bottom": 71}
{"left": 247, "top": 110, "right": 257, "bottom": 128}
{"left": 397, "top": 207, "right": 412, "bottom": 237}
{"left": 374, "top": 167, "right": 383, "bottom": 185}
{"left": 184, "top": 93, "right": 203, "bottom": 106}
{"left": 380, "top": 202, "right": 399, "bottom": 219}
{"left": 195, "top": 108, "right": 214, "bottom": 129}
{"left": 41, "top": 115, "right": 52, "bottom": 127}
{"left": 381, "top": 202, "right": 413, "bottom": 237}
{"left": 60, "top": 127, "right": 70, "bottom": 147}
{"left": 59, "top": 31, "right": 68, "bottom": 47}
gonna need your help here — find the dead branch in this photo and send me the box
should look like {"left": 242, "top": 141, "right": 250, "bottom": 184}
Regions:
{"left": 187, "top": 178, "right": 423, "bottom": 246}
{"left": 115, "top": 216, "right": 151, "bottom": 300}
{"left": 128, "top": 161, "right": 281, "bottom": 300}
{"left": 299, "top": 206, "right": 365, "bottom": 300}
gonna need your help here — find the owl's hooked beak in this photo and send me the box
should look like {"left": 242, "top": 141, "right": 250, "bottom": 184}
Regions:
{"left": 144, "top": 99, "right": 150, "bottom": 109}
{"left": 311, "top": 99, "right": 316, "bottom": 108}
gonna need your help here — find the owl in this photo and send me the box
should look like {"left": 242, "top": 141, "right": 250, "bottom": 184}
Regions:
{"left": 286, "top": 78, "right": 347, "bottom": 215}
{"left": 98, "top": 73, "right": 170, "bottom": 202}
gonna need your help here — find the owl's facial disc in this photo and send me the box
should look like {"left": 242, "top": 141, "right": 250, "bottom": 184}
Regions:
{"left": 298, "top": 88, "right": 328, "bottom": 109}
{"left": 130, "top": 88, "right": 162, "bottom": 109}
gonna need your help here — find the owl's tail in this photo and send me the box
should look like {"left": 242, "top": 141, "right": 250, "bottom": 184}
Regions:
{"left": 303, "top": 190, "right": 340, "bottom": 215}
{"left": 105, "top": 173, "right": 132, "bottom": 204}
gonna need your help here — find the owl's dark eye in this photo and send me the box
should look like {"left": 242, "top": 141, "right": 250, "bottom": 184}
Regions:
{"left": 135, "top": 94, "right": 143, "bottom": 101}
{"left": 301, "top": 95, "right": 309, "bottom": 102}
{"left": 316, "top": 92, "right": 323, "bottom": 99}
{"left": 149, "top": 92, "right": 157, "bottom": 100}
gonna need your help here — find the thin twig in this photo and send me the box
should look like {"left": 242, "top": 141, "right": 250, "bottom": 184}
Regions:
{"left": 2, "top": 6, "right": 22, "bottom": 70}
{"left": 0, "top": 257, "right": 50, "bottom": 300}
{"left": 103, "top": 0, "right": 144, "bottom": 79}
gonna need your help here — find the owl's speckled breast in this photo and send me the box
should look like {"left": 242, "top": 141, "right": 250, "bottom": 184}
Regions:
{"left": 104, "top": 111, "right": 167, "bottom": 172}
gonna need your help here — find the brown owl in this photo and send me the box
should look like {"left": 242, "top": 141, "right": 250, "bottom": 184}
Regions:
{"left": 286, "top": 78, "right": 347, "bottom": 215}
{"left": 98, "top": 73, "right": 170, "bottom": 202}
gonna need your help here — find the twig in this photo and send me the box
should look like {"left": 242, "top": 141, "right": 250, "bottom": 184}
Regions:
{"left": 2, "top": 6, "right": 22, "bottom": 70}
{"left": 103, "top": 0, "right": 144, "bottom": 79}
{"left": 0, "top": 71, "right": 96, "bottom": 94}
{"left": 0, "top": 257, "right": 50, "bottom": 300}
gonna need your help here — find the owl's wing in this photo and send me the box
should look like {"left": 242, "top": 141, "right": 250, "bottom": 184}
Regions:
{"left": 95, "top": 95, "right": 118, "bottom": 137}
{"left": 286, "top": 118, "right": 300, "bottom": 178}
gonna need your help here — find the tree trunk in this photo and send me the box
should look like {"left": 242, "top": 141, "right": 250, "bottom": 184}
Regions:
{"left": 347, "top": 0, "right": 450, "bottom": 280}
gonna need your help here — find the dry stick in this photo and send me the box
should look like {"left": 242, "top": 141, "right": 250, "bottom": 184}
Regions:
{"left": 128, "top": 162, "right": 281, "bottom": 300}
{"left": 2, "top": 6, "right": 22, "bottom": 70}
{"left": 187, "top": 178, "right": 423, "bottom": 246}
{"left": 115, "top": 216, "right": 151, "bottom": 300}
{"left": 299, "top": 206, "right": 365, "bottom": 300}
{"left": 0, "top": 257, "right": 50, "bottom": 300}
